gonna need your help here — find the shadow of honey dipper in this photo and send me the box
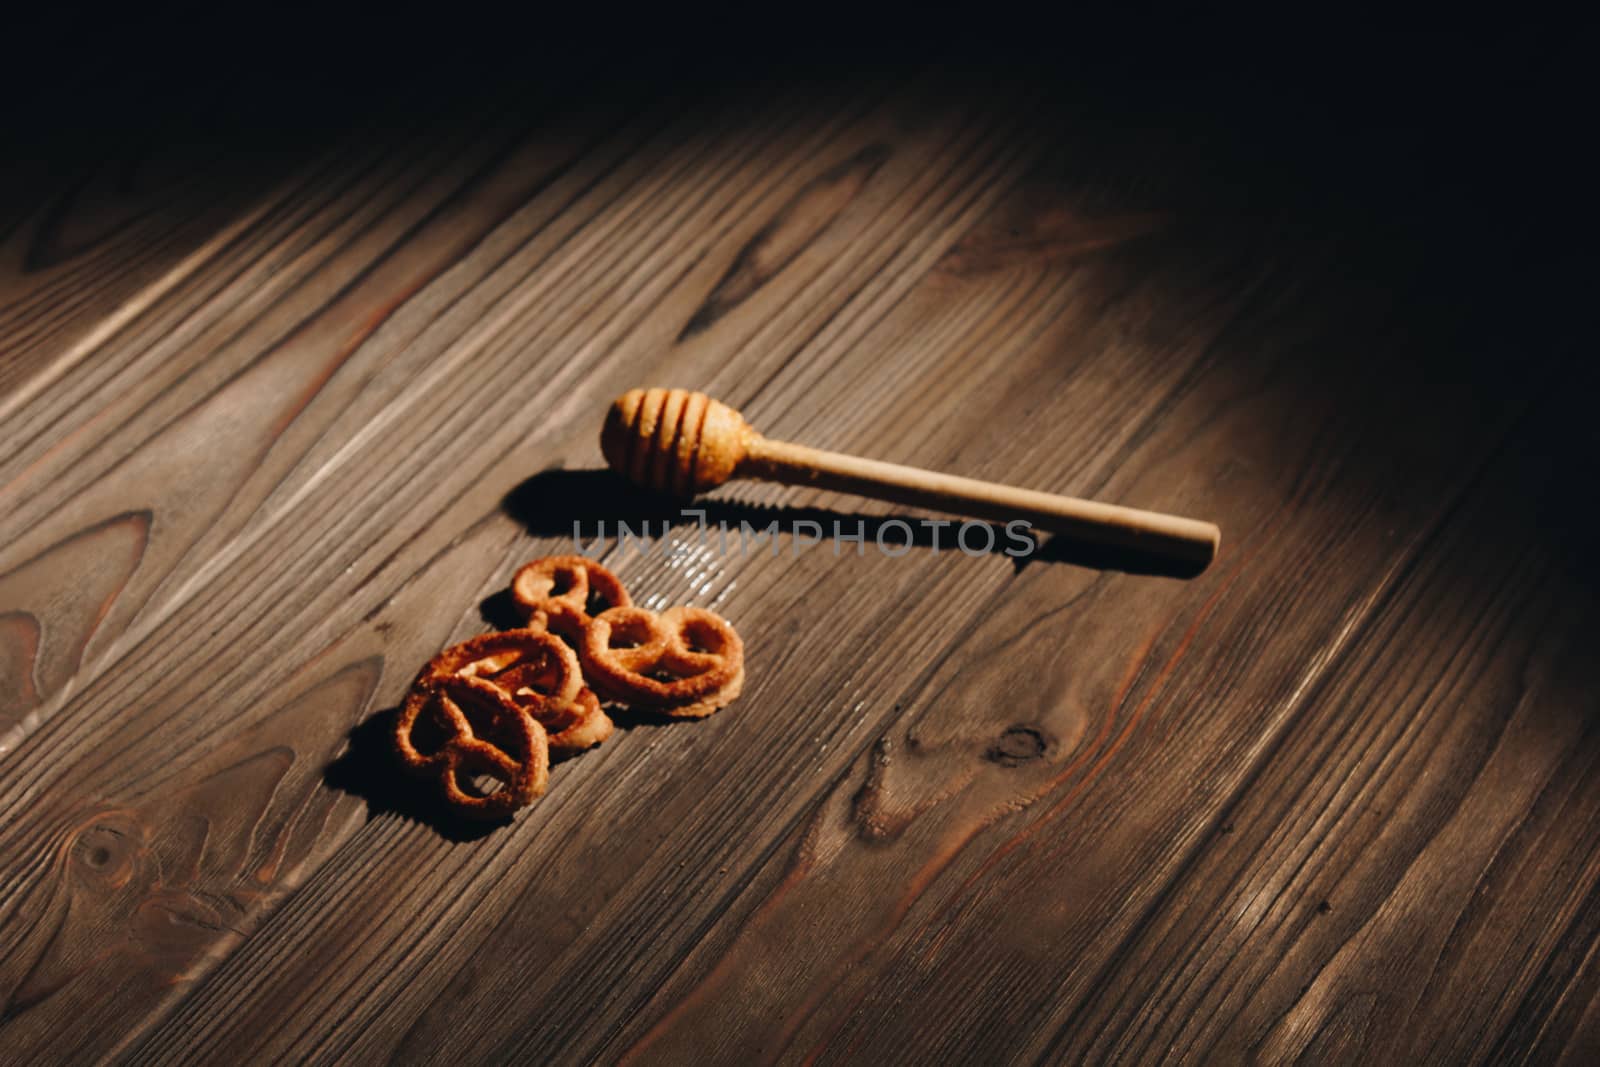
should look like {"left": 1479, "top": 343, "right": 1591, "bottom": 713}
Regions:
{"left": 601, "top": 387, "right": 1222, "bottom": 573}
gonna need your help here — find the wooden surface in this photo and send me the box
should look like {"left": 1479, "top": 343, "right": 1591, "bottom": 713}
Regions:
{"left": 1, "top": 70, "right": 1596, "bottom": 1066}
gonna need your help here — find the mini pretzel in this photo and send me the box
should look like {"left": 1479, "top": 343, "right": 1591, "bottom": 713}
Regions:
{"left": 491, "top": 653, "right": 614, "bottom": 753}
{"left": 416, "top": 628, "right": 612, "bottom": 755}
{"left": 394, "top": 673, "right": 550, "bottom": 819}
{"left": 580, "top": 605, "right": 745, "bottom": 718}
{"left": 511, "top": 556, "right": 631, "bottom": 643}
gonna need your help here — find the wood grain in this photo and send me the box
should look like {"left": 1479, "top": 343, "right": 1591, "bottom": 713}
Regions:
{"left": 0, "top": 72, "right": 1590, "bottom": 1066}
{"left": 1037, "top": 379, "right": 1600, "bottom": 1065}
{"left": 121, "top": 162, "right": 1225, "bottom": 1065}
{"left": 581, "top": 245, "right": 1553, "bottom": 1065}
{"left": 0, "top": 143, "right": 292, "bottom": 409}
{"left": 0, "top": 82, "right": 1032, "bottom": 1062}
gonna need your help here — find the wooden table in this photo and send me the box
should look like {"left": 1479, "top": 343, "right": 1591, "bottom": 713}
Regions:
{"left": 2, "top": 66, "right": 1596, "bottom": 1065}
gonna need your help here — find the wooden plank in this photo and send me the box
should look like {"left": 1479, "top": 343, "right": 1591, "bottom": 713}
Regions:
{"left": 121, "top": 161, "right": 1233, "bottom": 1064}
{"left": 0, "top": 82, "right": 1040, "bottom": 1063}
{"left": 0, "top": 141, "right": 292, "bottom": 408}
{"left": 1027, "top": 376, "right": 1600, "bottom": 1065}
{"left": 1, "top": 81, "right": 881, "bottom": 747}
{"left": 560, "top": 299, "right": 1547, "bottom": 1063}
{"left": 2, "top": 75, "right": 1580, "bottom": 1065}
{"left": 0, "top": 109, "right": 615, "bottom": 746}
{"left": 120, "top": 138, "right": 1551, "bottom": 1065}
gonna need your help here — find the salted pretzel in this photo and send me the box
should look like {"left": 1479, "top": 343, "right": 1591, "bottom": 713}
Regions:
{"left": 394, "top": 673, "right": 550, "bottom": 819}
{"left": 393, "top": 567, "right": 744, "bottom": 818}
{"left": 511, "top": 555, "right": 631, "bottom": 643}
{"left": 580, "top": 605, "right": 745, "bottom": 718}
{"left": 487, "top": 647, "right": 614, "bottom": 753}
{"left": 417, "top": 629, "right": 613, "bottom": 755}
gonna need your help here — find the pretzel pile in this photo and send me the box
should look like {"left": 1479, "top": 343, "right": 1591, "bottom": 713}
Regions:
{"left": 394, "top": 556, "right": 745, "bottom": 820}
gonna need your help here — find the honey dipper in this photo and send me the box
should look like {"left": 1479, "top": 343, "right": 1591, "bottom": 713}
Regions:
{"left": 600, "top": 388, "right": 1221, "bottom": 569}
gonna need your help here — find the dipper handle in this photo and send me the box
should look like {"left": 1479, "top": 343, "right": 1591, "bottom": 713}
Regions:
{"left": 741, "top": 436, "right": 1220, "bottom": 568}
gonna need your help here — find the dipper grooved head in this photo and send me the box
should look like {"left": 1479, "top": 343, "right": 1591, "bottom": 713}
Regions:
{"left": 600, "top": 388, "right": 751, "bottom": 495}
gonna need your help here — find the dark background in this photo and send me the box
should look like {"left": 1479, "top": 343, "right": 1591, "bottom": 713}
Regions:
{"left": 10, "top": 16, "right": 1588, "bottom": 299}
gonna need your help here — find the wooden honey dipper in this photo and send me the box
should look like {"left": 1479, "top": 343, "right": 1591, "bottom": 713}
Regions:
{"left": 600, "top": 388, "right": 1221, "bottom": 569}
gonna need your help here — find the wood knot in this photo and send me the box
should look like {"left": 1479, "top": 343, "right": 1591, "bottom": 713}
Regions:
{"left": 70, "top": 817, "right": 142, "bottom": 888}
{"left": 984, "top": 725, "right": 1047, "bottom": 766}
